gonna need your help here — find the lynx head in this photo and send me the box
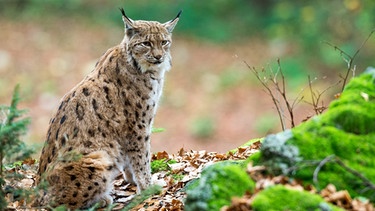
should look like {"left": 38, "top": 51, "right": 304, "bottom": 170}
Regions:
{"left": 120, "top": 8, "right": 181, "bottom": 74}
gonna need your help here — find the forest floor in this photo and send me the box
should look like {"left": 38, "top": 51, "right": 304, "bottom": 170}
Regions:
{"left": 4, "top": 141, "right": 374, "bottom": 210}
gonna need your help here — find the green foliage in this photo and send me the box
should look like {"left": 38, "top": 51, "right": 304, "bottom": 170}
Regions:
{"left": 151, "top": 158, "right": 177, "bottom": 174}
{"left": 3, "top": 161, "right": 23, "bottom": 169}
{"left": 2, "top": 0, "right": 374, "bottom": 79}
{"left": 151, "top": 158, "right": 184, "bottom": 182}
{"left": 184, "top": 161, "right": 255, "bottom": 211}
{"left": 252, "top": 185, "right": 343, "bottom": 211}
{"left": 0, "top": 85, "right": 33, "bottom": 210}
{"left": 0, "top": 85, "right": 32, "bottom": 165}
{"left": 171, "top": 173, "right": 184, "bottom": 181}
{"left": 151, "top": 127, "right": 165, "bottom": 133}
{"left": 0, "top": 0, "right": 375, "bottom": 71}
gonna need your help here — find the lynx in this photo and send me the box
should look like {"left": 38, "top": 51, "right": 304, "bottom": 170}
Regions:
{"left": 35, "top": 9, "right": 180, "bottom": 209}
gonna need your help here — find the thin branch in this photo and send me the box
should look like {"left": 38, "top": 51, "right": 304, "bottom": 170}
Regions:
{"left": 246, "top": 60, "right": 304, "bottom": 129}
{"left": 335, "top": 158, "right": 375, "bottom": 192}
{"left": 324, "top": 41, "right": 352, "bottom": 92}
{"left": 307, "top": 76, "right": 341, "bottom": 115}
{"left": 308, "top": 76, "right": 317, "bottom": 114}
{"left": 323, "top": 29, "right": 375, "bottom": 92}
{"left": 313, "top": 155, "right": 335, "bottom": 189}
{"left": 244, "top": 61, "right": 286, "bottom": 130}
{"left": 313, "top": 155, "right": 375, "bottom": 193}
{"left": 351, "top": 29, "right": 375, "bottom": 66}
{"left": 273, "top": 59, "right": 295, "bottom": 128}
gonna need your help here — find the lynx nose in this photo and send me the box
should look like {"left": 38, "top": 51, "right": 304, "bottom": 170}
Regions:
{"left": 154, "top": 55, "right": 162, "bottom": 60}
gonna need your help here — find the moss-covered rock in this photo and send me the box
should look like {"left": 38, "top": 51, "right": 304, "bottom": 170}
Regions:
{"left": 251, "top": 68, "right": 375, "bottom": 201}
{"left": 252, "top": 185, "right": 343, "bottom": 211}
{"left": 184, "top": 161, "right": 255, "bottom": 211}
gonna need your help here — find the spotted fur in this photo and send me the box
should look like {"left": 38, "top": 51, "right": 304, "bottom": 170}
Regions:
{"left": 35, "top": 9, "right": 180, "bottom": 209}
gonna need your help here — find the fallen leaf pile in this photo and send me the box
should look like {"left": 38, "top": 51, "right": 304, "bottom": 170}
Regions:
{"left": 111, "top": 141, "right": 261, "bottom": 210}
{"left": 3, "top": 140, "right": 374, "bottom": 210}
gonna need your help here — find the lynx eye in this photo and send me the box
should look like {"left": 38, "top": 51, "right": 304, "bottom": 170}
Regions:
{"left": 161, "top": 40, "right": 169, "bottom": 46}
{"left": 141, "top": 41, "right": 152, "bottom": 47}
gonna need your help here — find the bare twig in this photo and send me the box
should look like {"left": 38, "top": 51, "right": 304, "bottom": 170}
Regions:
{"left": 308, "top": 76, "right": 317, "bottom": 115}
{"left": 334, "top": 158, "right": 375, "bottom": 193}
{"left": 313, "top": 155, "right": 336, "bottom": 189}
{"left": 307, "top": 76, "right": 341, "bottom": 115}
{"left": 312, "top": 155, "right": 375, "bottom": 193}
{"left": 275, "top": 59, "right": 296, "bottom": 127}
{"left": 245, "top": 60, "right": 304, "bottom": 130}
{"left": 244, "top": 61, "right": 286, "bottom": 130}
{"left": 323, "top": 29, "right": 375, "bottom": 92}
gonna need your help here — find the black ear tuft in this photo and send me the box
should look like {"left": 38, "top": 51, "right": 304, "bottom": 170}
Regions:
{"left": 119, "top": 8, "right": 126, "bottom": 17}
{"left": 163, "top": 10, "right": 182, "bottom": 33}
{"left": 175, "top": 10, "right": 183, "bottom": 19}
{"left": 120, "top": 8, "right": 135, "bottom": 32}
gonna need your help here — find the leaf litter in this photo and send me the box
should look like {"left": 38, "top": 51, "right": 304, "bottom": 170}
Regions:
{"left": 3, "top": 140, "right": 374, "bottom": 210}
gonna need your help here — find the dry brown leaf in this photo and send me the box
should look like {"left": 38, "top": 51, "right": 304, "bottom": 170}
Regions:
{"left": 22, "top": 158, "right": 36, "bottom": 165}
{"left": 325, "top": 190, "right": 352, "bottom": 203}
{"left": 178, "top": 148, "right": 185, "bottom": 157}
{"left": 156, "top": 151, "right": 169, "bottom": 160}
{"left": 238, "top": 147, "right": 247, "bottom": 154}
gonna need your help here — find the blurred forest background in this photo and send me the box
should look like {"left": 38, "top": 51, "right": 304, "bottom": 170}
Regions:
{"left": 0, "top": 0, "right": 374, "bottom": 154}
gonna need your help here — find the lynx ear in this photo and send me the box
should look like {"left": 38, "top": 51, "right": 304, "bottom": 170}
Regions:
{"left": 163, "top": 10, "right": 182, "bottom": 33}
{"left": 120, "top": 8, "right": 136, "bottom": 37}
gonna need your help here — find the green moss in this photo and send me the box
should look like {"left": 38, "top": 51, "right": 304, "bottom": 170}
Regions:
{"left": 252, "top": 185, "right": 343, "bottom": 211}
{"left": 289, "top": 71, "right": 375, "bottom": 199}
{"left": 252, "top": 69, "right": 375, "bottom": 201}
{"left": 228, "top": 137, "right": 263, "bottom": 154}
{"left": 324, "top": 72, "right": 375, "bottom": 135}
{"left": 184, "top": 161, "right": 255, "bottom": 211}
{"left": 246, "top": 151, "right": 262, "bottom": 166}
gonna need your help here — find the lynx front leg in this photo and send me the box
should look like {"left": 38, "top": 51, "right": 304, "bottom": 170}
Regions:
{"left": 126, "top": 140, "right": 152, "bottom": 193}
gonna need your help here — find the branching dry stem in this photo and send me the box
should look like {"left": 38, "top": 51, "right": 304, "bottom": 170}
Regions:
{"left": 245, "top": 60, "right": 303, "bottom": 130}
{"left": 323, "top": 29, "right": 375, "bottom": 92}
{"left": 307, "top": 76, "right": 341, "bottom": 115}
{"left": 244, "top": 61, "right": 287, "bottom": 130}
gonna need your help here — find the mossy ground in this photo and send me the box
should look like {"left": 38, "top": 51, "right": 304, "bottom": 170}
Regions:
{"left": 290, "top": 71, "right": 375, "bottom": 199}
{"left": 251, "top": 69, "right": 375, "bottom": 201}
{"left": 184, "top": 160, "right": 255, "bottom": 211}
{"left": 251, "top": 185, "right": 343, "bottom": 211}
